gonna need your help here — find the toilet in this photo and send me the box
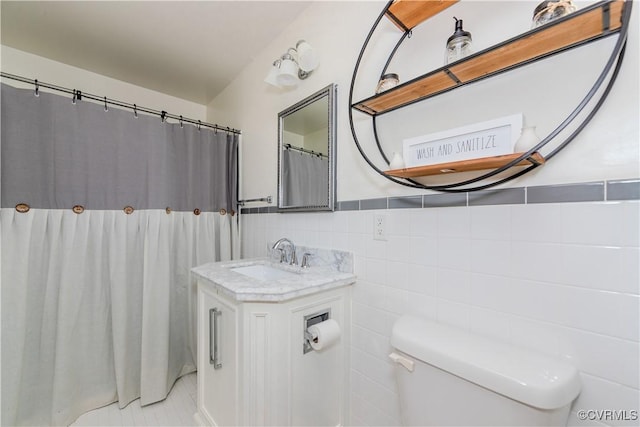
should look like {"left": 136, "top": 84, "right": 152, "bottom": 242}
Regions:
{"left": 390, "top": 315, "right": 581, "bottom": 426}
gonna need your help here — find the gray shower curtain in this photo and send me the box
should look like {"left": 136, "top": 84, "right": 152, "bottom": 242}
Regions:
{"left": 282, "top": 148, "right": 328, "bottom": 207}
{"left": 1, "top": 83, "right": 240, "bottom": 426}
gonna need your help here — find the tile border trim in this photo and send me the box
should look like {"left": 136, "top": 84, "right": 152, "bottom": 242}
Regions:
{"left": 527, "top": 181, "right": 605, "bottom": 204}
{"left": 240, "top": 178, "right": 640, "bottom": 214}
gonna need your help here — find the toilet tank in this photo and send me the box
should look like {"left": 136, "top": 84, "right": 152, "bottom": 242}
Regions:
{"left": 390, "top": 315, "right": 581, "bottom": 426}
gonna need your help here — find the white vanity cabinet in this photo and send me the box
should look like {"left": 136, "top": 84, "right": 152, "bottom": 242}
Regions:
{"left": 192, "top": 256, "right": 354, "bottom": 427}
{"left": 196, "top": 284, "right": 239, "bottom": 427}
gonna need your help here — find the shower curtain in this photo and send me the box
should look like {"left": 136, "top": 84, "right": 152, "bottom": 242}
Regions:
{"left": 282, "top": 148, "right": 328, "bottom": 206}
{"left": 0, "top": 83, "right": 239, "bottom": 426}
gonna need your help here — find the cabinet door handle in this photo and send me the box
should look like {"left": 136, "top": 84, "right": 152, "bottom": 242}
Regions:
{"left": 209, "top": 307, "right": 222, "bottom": 369}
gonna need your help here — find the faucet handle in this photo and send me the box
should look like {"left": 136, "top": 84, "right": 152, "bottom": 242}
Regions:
{"left": 301, "top": 252, "right": 313, "bottom": 268}
{"left": 274, "top": 247, "right": 286, "bottom": 263}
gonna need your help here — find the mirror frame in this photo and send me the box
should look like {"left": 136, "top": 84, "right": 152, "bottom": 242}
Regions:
{"left": 277, "top": 83, "right": 337, "bottom": 212}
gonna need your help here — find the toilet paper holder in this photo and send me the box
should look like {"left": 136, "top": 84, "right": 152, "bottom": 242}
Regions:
{"left": 303, "top": 309, "right": 331, "bottom": 354}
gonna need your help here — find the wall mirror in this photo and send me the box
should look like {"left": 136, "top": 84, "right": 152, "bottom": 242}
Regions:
{"left": 278, "top": 83, "right": 337, "bottom": 212}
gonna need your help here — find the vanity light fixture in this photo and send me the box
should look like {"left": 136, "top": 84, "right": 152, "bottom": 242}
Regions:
{"left": 264, "top": 40, "right": 319, "bottom": 88}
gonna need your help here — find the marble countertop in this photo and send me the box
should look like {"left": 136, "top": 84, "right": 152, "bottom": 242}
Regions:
{"left": 191, "top": 257, "right": 356, "bottom": 303}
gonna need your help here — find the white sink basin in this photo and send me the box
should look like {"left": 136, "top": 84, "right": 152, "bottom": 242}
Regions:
{"left": 231, "top": 264, "right": 299, "bottom": 281}
{"left": 192, "top": 253, "right": 355, "bottom": 302}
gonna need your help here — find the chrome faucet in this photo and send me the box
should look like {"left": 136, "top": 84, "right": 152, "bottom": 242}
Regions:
{"left": 272, "top": 238, "right": 297, "bottom": 265}
{"left": 301, "top": 252, "right": 313, "bottom": 268}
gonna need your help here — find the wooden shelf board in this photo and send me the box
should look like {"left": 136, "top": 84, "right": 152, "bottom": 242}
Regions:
{"left": 353, "top": 0, "right": 624, "bottom": 116}
{"left": 386, "top": 152, "right": 545, "bottom": 178}
{"left": 354, "top": 71, "right": 456, "bottom": 114}
{"left": 385, "top": 0, "right": 459, "bottom": 31}
{"left": 449, "top": 0, "right": 624, "bottom": 82}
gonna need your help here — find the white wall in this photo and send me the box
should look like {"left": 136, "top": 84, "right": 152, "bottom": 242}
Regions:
{"left": 242, "top": 200, "right": 639, "bottom": 427}
{"left": 2, "top": 1, "right": 636, "bottom": 425}
{"left": 207, "top": 1, "right": 387, "bottom": 202}
{"left": 1, "top": 45, "right": 207, "bottom": 120}
{"left": 305, "top": 127, "right": 328, "bottom": 155}
{"left": 213, "top": 1, "right": 639, "bottom": 427}
{"left": 208, "top": 0, "right": 639, "bottom": 202}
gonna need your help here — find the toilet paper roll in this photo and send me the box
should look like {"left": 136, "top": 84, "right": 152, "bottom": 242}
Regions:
{"left": 307, "top": 319, "right": 341, "bottom": 351}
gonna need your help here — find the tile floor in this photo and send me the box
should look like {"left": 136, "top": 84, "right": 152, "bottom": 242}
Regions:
{"left": 71, "top": 373, "right": 197, "bottom": 427}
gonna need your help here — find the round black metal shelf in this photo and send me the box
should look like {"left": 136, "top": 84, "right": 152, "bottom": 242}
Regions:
{"left": 348, "top": 0, "right": 632, "bottom": 192}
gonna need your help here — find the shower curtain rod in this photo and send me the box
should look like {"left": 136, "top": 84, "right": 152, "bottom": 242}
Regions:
{"left": 284, "top": 143, "right": 327, "bottom": 158}
{"left": 0, "top": 72, "right": 241, "bottom": 135}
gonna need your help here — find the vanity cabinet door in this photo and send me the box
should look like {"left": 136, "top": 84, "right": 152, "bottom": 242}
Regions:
{"left": 197, "top": 284, "right": 238, "bottom": 426}
{"left": 289, "top": 293, "right": 348, "bottom": 426}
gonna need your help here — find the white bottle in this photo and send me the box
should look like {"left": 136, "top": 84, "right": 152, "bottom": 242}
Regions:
{"left": 389, "top": 152, "right": 405, "bottom": 169}
{"left": 514, "top": 126, "right": 541, "bottom": 152}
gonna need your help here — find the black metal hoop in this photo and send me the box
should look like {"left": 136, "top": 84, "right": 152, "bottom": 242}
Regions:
{"left": 348, "top": 0, "right": 633, "bottom": 193}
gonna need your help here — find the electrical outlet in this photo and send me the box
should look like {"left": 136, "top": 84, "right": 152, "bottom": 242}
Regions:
{"left": 373, "top": 213, "right": 387, "bottom": 241}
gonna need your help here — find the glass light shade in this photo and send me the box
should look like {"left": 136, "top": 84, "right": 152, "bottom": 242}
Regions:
{"left": 264, "top": 63, "right": 281, "bottom": 87}
{"left": 296, "top": 40, "right": 319, "bottom": 72}
{"left": 276, "top": 57, "right": 299, "bottom": 87}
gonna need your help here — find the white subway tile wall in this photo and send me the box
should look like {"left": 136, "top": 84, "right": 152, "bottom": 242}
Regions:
{"left": 241, "top": 200, "right": 639, "bottom": 427}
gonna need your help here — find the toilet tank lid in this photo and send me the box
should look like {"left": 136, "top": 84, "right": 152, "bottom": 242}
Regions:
{"left": 390, "top": 315, "right": 581, "bottom": 410}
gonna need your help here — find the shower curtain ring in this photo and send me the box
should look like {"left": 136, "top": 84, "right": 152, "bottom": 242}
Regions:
{"left": 34, "top": 79, "right": 39, "bottom": 97}
{"left": 161, "top": 111, "right": 167, "bottom": 123}
{"left": 104, "top": 96, "right": 109, "bottom": 112}
{"left": 72, "top": 89, "right": 82, "bottom": 104}
{"left": 197, "top": 120, "right": 201, "bottom": 131}
{"left": 179, "top": 115, "right": 183, "bottom": 128}
{"left": 133, "top": 104, "right": 138, "bottom": 118}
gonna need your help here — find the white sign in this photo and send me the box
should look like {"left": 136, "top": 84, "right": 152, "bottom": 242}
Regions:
{"left": 403, "top": 114, "right": 523, "bottom": 168}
